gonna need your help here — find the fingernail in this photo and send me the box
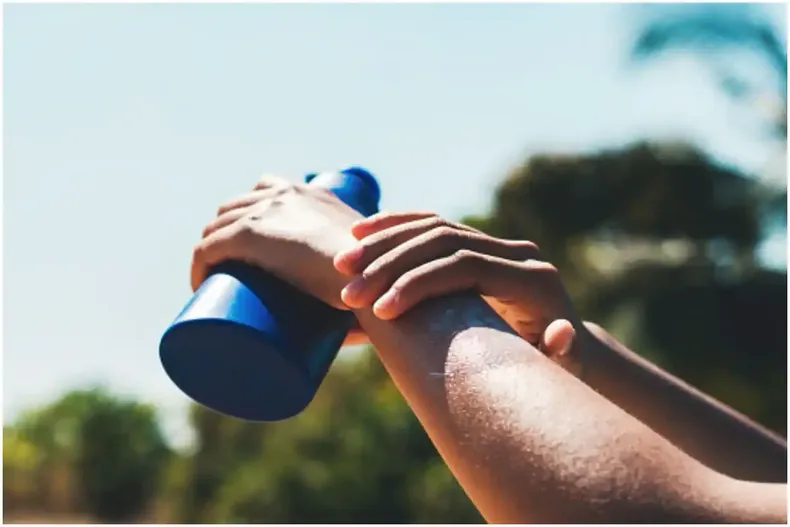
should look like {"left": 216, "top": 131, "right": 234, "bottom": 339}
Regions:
{"left": 373, "top": 290, "right": 397, "bottom": 318}
{"left": 557, "top": 328, "right": 575, "bottom": 357}
{"left": 341, "top": 277, "right": 366, "bottom": 304}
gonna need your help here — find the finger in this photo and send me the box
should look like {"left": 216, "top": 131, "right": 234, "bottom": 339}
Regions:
{"left": 202, "top": 208, "right": 249, "bottom": 238}
{"left": 351, "top": 212, "right": 437, "bottom": 238}
{"left": 340, "top": 229, "right": 539, "bottom": 309}
{"left": 253, "top": 173, "right": 290, "bottom": 191}
{"left": 335, "top": 216, "right": 497, "bottom": 276}
{"left": 540, "top": 319, "right": 582, "bottom": 376}
{"left": 540, "top": 319, "right": 575, "bottom": 360}
{"left": 351, "top": 211, "right": 480, "bottom": 239}
{"left": 370, "top": 251, "right": 558, "bottom": 320}
{"left": 216, "top": 190, "right": 267, "bottom": 216}
{"left": 190, "top": 222, "right": 248, "bottom": 292}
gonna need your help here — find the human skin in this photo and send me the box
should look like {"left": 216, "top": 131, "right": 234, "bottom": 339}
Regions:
{"left": 334, "top": 211, "right": 788, "bottom": 484}
{"left": 350, "top": 296, "right": 787, "bottom": 523}
{"left": 582, "top": 321, "right": 787, "bottom": 484}
{"left": 192, "top": 178, "right": 787, "bottom": 523}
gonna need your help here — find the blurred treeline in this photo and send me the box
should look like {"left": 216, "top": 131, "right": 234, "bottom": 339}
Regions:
{"left": 4, "top": 6, "right": 786, "bottom": 524}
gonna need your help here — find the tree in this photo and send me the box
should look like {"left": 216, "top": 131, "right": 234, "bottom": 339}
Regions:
{"left": 3, "top": 428, "right": 43, "bottom": 512}
{"left": 467, "top": 141, "right": 786, "bottom": 435}
{"left": 9, "top": 388, "right": 172, "bottom": 522}
{"left": 160, "top": 353, "right": 481, "bottom": 524}
{"left": 631, "top": 4, "right": 786, "bottom": 140}
{"left": 630, "top": 4, "right": 787, "bottom": 231}
{"left": 623, "top": 6, "right": 786, "bottom": 433}
{"left": 159, "top": 137, "right": 785, "bottom": 523}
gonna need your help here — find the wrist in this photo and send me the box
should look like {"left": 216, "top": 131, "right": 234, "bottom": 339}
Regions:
{"left": 299, "top": 231, "right": 360, "bottom": 309}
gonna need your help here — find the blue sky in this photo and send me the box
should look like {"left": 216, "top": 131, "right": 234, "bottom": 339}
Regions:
{"left": 4, "top": 3, "right": 785, "bottom": 442}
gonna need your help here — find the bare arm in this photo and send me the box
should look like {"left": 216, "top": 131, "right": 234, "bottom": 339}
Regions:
{"left": 353, "top": 294, "right": 786, "bottom": 524}
{"left": 579, "top": 322, "right": 787, "bottom": 484}
{"left": 192, "top": 184, "right": 786, "bottom": 523}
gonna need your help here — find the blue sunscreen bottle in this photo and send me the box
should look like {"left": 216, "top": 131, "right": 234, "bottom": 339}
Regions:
{"left": 159, "top": 167, "right": 381, "bottom": 422}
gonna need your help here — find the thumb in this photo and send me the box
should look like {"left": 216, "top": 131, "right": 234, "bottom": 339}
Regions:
{"left": 539, "top": 319, "right": 575, "bottom": 360}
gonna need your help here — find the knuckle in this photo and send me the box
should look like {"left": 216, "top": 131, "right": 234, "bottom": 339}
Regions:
{"left": 237, "top": 215, "right": 259, "bottom": 235}
{"left": 452, "top": 248, "right": 483, "bottom": 269}
{"left": 217, "top": 198, "right": 238, "bottom": 216}
{"left": 313, "top": 185, "right": 334, "bottom": 197}
{"left": 360, "top": 250, "right": 399, "bottom": 280}
{"left": 192, "top": 241, "right": 209, "bottom": 263}
{"left": 430, "top": 225, "right": 465, "bottom": 252}
{"left": 425, "top": 215, "right": 453, "bottom": 231}
{"left": 360, "top": 229, "right": 387, "bottom": 250}
{"left": 419, "top": 211, "right": 440, "bottom": 221}
{"left": 454, "top": 248, "right": 476, "bottom": 259}
{"left": 217, "top": 192, "right": 258, "bottom": 216}
{"left": 254, "top": 173, "right": 287, "bottom": 190}
{"left": 361, "top": 258, "right": 387, "bottom": 280}
{"left": 432, "top": 225, "right": 456, "bottom": 239}
{"left": 391, "top": 268, "right": 421, "bottom": 293}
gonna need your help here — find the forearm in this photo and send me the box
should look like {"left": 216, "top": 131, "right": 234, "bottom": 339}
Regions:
{"left": 353, "top": 295, "right": 780, "bottom": 523}
{"left": 581, "top": 322, "right": 787, "bottom": 483}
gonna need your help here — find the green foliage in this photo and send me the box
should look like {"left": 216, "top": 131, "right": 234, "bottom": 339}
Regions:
{"left": 627, "top": 5, "right": 787, "bottom": 433}
{"left": 160, "top": 353, "right": 482, "bottom": 524}
{"left": 631, "top": 5, "right": 787, "bottom": 231}
{"left": 632, "top": 5, "right": 787, "bottom": 139}
{"left": 73, "top": 394, "right": 171, "bottom": 521}
{"left": 3, "top": 428, "right": 44, "bottom": 510}
{"left": 7, "top": 138, "right": 785, "bottom": 522}
{"left": 157, "top": 138, "right": 785, "bottom": 524}
{"left": 482, "top": 143, "right": 762, "bottom": 274}
{"left": 6, "top": 387, "right": 172, "bottom": 522}
{"left": 8, "top": 138, "right": 785, "bottom": 522}
{"left": 468, "top": 141, "right": 786, "bottom": 435}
